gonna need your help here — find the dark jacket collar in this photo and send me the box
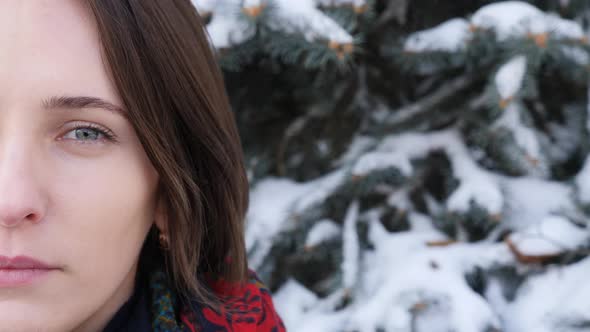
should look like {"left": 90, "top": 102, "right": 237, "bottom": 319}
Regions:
{"left": 102, "top": 272, "right": 152, "bottom": 332}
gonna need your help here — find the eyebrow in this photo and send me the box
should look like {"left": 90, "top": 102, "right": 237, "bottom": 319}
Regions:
{"left": 42, "top": 95, "right": 127, "bottom": 118}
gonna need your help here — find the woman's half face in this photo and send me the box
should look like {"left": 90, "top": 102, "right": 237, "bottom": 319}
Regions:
{"left": 0, "top": 1, "right": 160, "bottom": 331}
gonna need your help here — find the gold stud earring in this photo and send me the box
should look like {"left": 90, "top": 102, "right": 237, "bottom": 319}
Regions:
{"left": 158, "top": 231, "right": 170, "bottom": 250}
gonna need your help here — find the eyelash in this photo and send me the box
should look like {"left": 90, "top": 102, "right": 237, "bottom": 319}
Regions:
{"left": 61, "top": 122, "right": 118, "bottom": 144}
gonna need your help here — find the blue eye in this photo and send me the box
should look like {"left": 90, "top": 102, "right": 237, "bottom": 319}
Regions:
{"left": 71, "top": 128, "right": 101, "bottom": 140}
{"left": 62, "top": 123, "right": 117, "bottom": 143}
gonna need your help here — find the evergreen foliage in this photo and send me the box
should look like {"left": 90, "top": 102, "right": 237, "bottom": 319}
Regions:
{"left": 194, "top": 0, "right": 590, "bottom": 330}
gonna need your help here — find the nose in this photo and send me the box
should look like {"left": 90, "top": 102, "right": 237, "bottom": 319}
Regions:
{"left": 0, "top": 143, "right": 46, "bottom": 228}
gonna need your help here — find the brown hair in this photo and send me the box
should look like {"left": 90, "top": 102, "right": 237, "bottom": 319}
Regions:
{"left": 86, "top": 0, "right": 249, "bottom": 307}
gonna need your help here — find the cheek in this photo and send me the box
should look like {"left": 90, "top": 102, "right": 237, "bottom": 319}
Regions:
{"left": 0, "top": 141, "right": 162, "bottom": 330}
{"left": 51, "top": 142, "right": 158, "bottom": 282}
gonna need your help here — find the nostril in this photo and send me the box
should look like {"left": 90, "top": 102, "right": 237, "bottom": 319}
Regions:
{"left": 26, "top": 213, "right": 42, "bottom": 223}
{"left": 0, "top": 211, "right": 43, "bottom": 228}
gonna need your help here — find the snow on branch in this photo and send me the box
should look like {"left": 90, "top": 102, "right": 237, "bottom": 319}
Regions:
{"left": 404, "top": 18, "right": 471, "bottom": 53}
{"left": 341, "top": 199, "right": 360, "bottom": 291}
{"left": 575, "top": 155, "right": 590, "bottom": 205}
{"left": 470, "top": 1, "right": 546, "bottom": 40}
{"left": 492, "top": 103, "right": 542, "bottom": 167}
{"left": 494, "top": 55, "right": 527, "bottom": 103}
{"left": 343, "top": 215, "right": 507, "bottom": 332}
{"left": 374, "top": 130, "right": 503, "bottom": 215}
{"left": 315, "top": 0, "right": 368, "bottom": 13}
{"left": 403, "top": 1, "right": 586, "bottom": 53}
{"left": 505, "top": 215, "right": 589, "bottom": 263}
{"left": 192, "top": 0, "right": 254, "bottom": 48}
{"left": 193, "top": 0, "right": 355, "bottom": 50}
{"left": 315, "top": 0, "right": 366, "bottom": 7}
{"left": 500, "top": 257, "right": 590, "bottom": 332}
{"left": 304, "top": 219, "right": 342, "bottom": 249}
{"left": 471, "top": 1, "right": 585, "bottom": 41}
{"left": 245, "top": 169, "right": 347, "bottom": 269}
{"left": 269, "top": 0, "right": 354, "bottom": 44}
{"left": 351, "top": 151, "right": 412, "bottom": 177}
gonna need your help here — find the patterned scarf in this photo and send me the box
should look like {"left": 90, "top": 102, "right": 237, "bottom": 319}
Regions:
{"left": 149, "top": 267, "right": 286, "bottom": 332}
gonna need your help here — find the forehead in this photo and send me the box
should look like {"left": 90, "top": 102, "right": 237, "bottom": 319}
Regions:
{"left": 0, "top": 0, "right": 117, "bottom": 104}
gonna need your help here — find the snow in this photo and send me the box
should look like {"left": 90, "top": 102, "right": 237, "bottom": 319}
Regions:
{"left": 404, "top": 1, "right": 586, "bottom": 54}
{"left": 404, "top": 18, "right": 471, "bottom": 52}
{"left": 273, "top": 279, "right": 320, "bottom": 330}
{"left": 270, "top": 0, "right": 354, "bottom": 43}
{"left": 356, "top": 130, "right": 502, "bottom": 214}
{"left": 492, "top": 103, "right": 541, "bottom": 162}
{"left": 500, "top": 176, "right": 575, "bottom": 230}
{"left": 315, "top": 0, "right": 366, "bottom": 7}
{"left": 341, "top": 200, "right": 360, "bottom": 290}
{"left": 386, "top": 187, "right": 414, "bottom": 212}
{"left": 250, "top": 163, "right": 588, "bottom": 332}
{"left": 246, "top": 161, "right": 522, "bottom": 332}
{"left": 494, "top": 55, "right": 527, "bottom": 100}
{"left": 231, "top": 4, "right": 590, "bottom": 330}
{"left": 545, "top": 13, "right": 586, "bottom": 39}
{"left": 544, "top": 105, "right": 585, "bottom": 163}
{"left": 328, "top": 215, "right": 507, "bottom": 332}
{"left": 352, "top": 151, "right": 412, "bottom": 177}
{"left": 193, "top": 0, "right": 354, "bottom": 48}
{"left": 305, "top": 219, "right": 341, "bottom": 248}
{"left": 561, "top": 45, "right": 590, "bottom": 65}
{"left": 490, "top": 66, "right": 551, "bottom": 177}
{"left": 191, "top": 0, "right": 255, "bottom": 48}
{"left": 507, "top": 215, "right": 589, "bottom": 256}
{"left": 246, "top": 124, "right": 589, "bottom": 331}
{"left": 500, "top": 257, "right": 590, "bottom": 332}
{"left": 445, "top": 174, "right": 501, "bottom": 214}
{"left": 245, "top": 169, "right": 346, "bottom": 269}
{"left": 471, "top": 1, "right": 546, "bottom": 40}
{"left": 332, "top": 134, "right": 376, "bottom": 167}
{"left": 471, "top": 1, "right": 585, "bottom": 40}
{"left": 588, "top": 83, "right": 590, "bottom": 136}
{"left": 291, "top": 169, "right": 347, "bottom": 211}
{"left": 256, "top": 186, "right": 573, "bottom": 326}
{"left": 206, "top": 13, "right": 254, "bottom": 49}
{"left": 243, "top": 0, "right": 264, "bottom": 6}
{"left": 575, "top": 155, "right": 590, "bottom": 204}
{"left": 245, "top": 178, "right": 312, "bottom": 269}
{"left": 191, "top": 0, "right": 217, "bottom": 12}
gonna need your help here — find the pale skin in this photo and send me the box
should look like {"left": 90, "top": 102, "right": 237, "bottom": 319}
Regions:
{"left": 0, "top": 1, "right": 166, "bottom": 331}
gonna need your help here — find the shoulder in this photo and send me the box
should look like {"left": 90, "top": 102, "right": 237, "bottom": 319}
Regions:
{"left": 180, "top": 269, "right": 287, "bottom": 332}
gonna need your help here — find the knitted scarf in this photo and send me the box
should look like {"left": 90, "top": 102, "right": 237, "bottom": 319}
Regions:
{"left": 149, "top": 268, "right": 286, "bottom": 332}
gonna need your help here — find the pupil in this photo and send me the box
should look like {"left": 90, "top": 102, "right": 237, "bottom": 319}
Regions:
{"left": 76, "top": 128, "right": 98, "bottom": 140}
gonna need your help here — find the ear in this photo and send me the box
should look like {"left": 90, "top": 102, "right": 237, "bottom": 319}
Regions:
{"left": 153, "top": 191, "right": 168, "bottom": 234}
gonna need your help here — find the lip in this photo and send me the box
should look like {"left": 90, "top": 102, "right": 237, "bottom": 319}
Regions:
{"left": 0, "top": 255, "right": 60, "bottom": 287}
{"left": 0, "top": 255, "right": 57, "bottom": 269}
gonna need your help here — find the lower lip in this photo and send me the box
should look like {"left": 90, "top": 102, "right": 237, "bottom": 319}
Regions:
{"left": 0, "top": 268, "right": 56, "bottom": 287}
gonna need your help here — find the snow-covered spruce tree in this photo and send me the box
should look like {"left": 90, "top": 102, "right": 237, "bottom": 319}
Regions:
{"left": 193, "top": 1, "right": 590, "bottom": 331}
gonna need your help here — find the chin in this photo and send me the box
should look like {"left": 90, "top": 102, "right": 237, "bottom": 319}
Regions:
{"left": 0, "top": 302, "right": 66, "bottom": 332}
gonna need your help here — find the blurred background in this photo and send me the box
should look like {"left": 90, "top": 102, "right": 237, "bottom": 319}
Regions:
{"left": 193, "top": 1, "right": 590, "bottom": 331}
